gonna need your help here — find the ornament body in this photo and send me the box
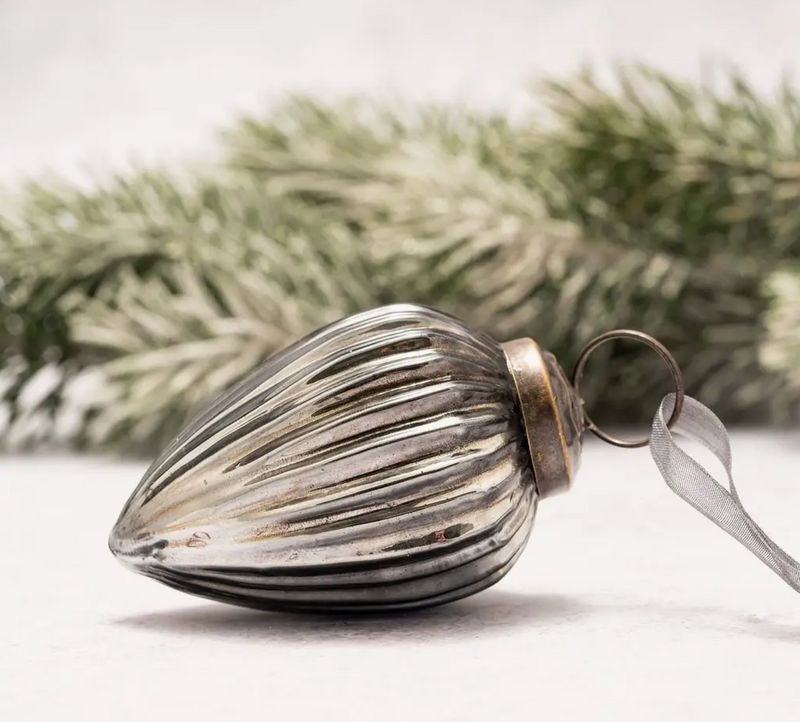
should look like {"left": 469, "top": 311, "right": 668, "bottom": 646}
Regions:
{"left": 110, "top": 304, "right": 582, "bottom": 612}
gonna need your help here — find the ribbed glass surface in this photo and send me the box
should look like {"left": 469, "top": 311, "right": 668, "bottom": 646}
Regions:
{"left": 110, "top": 304, "right": 537, "bottom": 612}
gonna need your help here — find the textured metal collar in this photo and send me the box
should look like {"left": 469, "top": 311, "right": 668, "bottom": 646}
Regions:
{"left": 501, "top": 338, "right": 580, "bottom": 499}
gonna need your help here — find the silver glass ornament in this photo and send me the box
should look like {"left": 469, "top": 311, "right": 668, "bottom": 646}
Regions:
{"left": 110, "top": 304, "right": 584, "bottom": 612}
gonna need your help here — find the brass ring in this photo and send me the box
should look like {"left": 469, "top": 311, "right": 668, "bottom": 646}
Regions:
{"left": 571, "top": 330, "right": 685, "bottom": 449}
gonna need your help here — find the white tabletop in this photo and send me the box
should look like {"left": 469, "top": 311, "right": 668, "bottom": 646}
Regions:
{"left": 3, "top": 433, "right": 799, "bottom": 722}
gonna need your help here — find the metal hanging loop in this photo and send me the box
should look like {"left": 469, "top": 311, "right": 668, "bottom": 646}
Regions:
{"left": 571, "top": 329, "right": 685, "bottom": 449}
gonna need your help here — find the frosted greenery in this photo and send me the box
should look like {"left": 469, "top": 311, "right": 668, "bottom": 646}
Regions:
{"left": 1, "top": 64, "right": 798, "bottom": 454}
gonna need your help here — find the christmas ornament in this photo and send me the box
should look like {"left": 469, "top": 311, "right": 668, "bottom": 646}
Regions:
{"left": 109, "top": 304, "right": 800, "bottom": 613}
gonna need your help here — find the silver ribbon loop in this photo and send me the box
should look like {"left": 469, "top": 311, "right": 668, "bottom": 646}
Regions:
{"left": 650, "top": 394, "right": 800, "bottom": 593}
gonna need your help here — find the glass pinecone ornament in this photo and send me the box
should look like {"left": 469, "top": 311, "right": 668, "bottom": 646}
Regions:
{"left": 110, "top": 304, "right": 584, "bottom": 612}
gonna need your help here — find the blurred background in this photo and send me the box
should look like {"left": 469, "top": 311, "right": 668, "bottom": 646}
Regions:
{"left": 2, "top": 0, "right": 800, "bottom": 454}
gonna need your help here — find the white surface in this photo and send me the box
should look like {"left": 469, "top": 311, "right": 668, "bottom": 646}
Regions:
{"left": 2, "top": 0, "right": 800, "bottom": 185}
{"left": 2, "top": 434, "right": 800, "bottom": 722}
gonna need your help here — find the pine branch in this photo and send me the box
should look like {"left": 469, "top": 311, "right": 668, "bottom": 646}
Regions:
{"left": 52, "top": 200, "right": 387, "bottom": 451}
{"left": 761, "top": 267, "right": 800, "bottom": 399}
{"left": 222, "top": 73, "right": 800, "bottom": 421}
{"left": 345, "top": 144, "right": 792, "bottom": 422}
{"left": 0, "top": 357, "right": 91, "bottom": 450}
{"left": 536, "top": 63, "right": 800, "bottom": 261}
{"left": 225, "top": 96, "right": 536, "bottom": 216}
{"left": 1, "top": 63, "right": 800, "bottom": 454}
{"left": 232, "top": 122, "right": 796, "bottom": 422}
{"left": 0, "top": 170, "right": 387, "bottom": 450}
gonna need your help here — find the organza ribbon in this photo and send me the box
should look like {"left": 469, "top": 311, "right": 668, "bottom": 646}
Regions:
{"left": 650, "top": 394, "right": 800, "bottom": 592}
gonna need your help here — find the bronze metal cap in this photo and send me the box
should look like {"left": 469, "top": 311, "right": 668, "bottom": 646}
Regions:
{"left": 501, "top": 338, "right": 584, "bottom": 499}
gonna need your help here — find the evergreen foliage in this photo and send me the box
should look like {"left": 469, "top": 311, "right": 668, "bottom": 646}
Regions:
{"left": 1, "top": 65, "right": 798, "bottom": 453}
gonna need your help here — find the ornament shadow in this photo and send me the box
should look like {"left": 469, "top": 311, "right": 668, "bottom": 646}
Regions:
{"left": 738, "top": 615, "right": 800, "bottom": 644}
{"left": 113, "top": 590, "right": 589, "bottom": 644}
{"left": 113, "top": 592, "right": 800, "bottom": 645}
